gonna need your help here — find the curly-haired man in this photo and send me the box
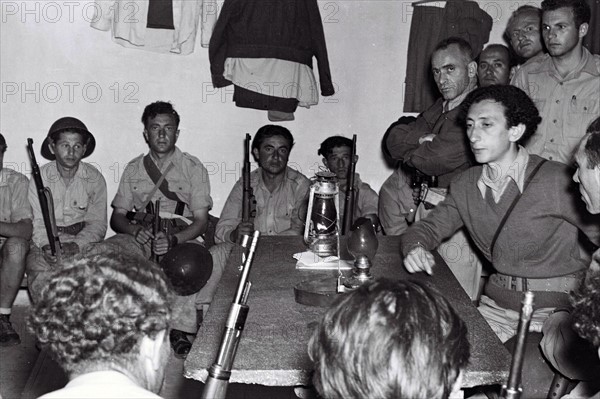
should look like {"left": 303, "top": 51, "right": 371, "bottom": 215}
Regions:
{"left": 400, "top": 86, "right": 600, "bottom": 395}
{"left": 308, "top": 278, "right": 470, "bottom": 399}
{"left": 541, "top": 117, "right": 600, "bottom": 396}
{"left": 29, "top": 247, "right": 172, "bottom": 398}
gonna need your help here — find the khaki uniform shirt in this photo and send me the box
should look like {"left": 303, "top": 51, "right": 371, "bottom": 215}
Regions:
{"left": 0, "top": 168, "right": 33, "bottom": 245}
{"left": 28, "top": 161, "right": 107, "bottom": 248}
{"left": 112, "top": 146, "right": 213, "bottom": 216}
{"left": 215, "top": 167, "right": 310, "bottom": 243}
{"left": 512, "top": 48, "right": 600, "bottom": 163}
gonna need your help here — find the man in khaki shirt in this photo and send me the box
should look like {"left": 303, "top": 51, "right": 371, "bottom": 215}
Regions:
{"left": 26, "top": 118, "right": 107, "bottom": 304}
{"left": 0, "top": 133, "right": 32, "bottom": 346}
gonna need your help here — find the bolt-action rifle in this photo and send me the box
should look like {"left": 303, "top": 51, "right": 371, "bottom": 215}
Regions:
{"left": 27, "top": 138, "right": 62, "bottom": 257}
{"left": 501, "top": 291, "right": 534, "bottom": 399}
{"left": 240, "top": 133, "right": 256, "bottom": 248}
{"left": 341, "top": 134, "right": 357, "bottom": 235}
{"left": 201, "top": 231, "right": 260, "bottom": 399}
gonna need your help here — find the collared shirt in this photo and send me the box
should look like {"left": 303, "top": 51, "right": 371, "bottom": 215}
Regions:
{"left": 512, "top": 48, "right": 600, "bottom": 163}
{"left": 28, "top": 161, "right": 107, "bottom": 248}
{"left": 378, "top": 167, "right": 413, "bottom": 236}
{"left": 477, "top": 147, "right": 529, "bottom": 203}
{"left": 39, "top": 370, "right": 161, "bottom": 398}
{"left": 0, "top": 168, "right": 32, "bottom": 226}
{"left": 112, "top": 146, "right": 212, "bottom": 217}
{"left": 443, "top": 80, "right": 477, "bottom": 112}
{"left": 215, "top": 167, "right": 311, "bottom": 243}
{"left": 337, "top": 173, "right": 379, "bottom": 225}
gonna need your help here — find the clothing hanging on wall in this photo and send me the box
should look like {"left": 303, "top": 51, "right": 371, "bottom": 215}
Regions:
{"left": 91, "top": 0, "right": 217, "bottom": 54}
{"left": 403, "top": 0, "right": 493, "bottom": 113}
{"left": 209, "top": 0, "right": 334, "bottom": 116}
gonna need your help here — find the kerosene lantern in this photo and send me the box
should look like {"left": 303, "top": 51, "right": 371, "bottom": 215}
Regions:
{"left": 304, "top": 171, "right": 340, "bottom": 257}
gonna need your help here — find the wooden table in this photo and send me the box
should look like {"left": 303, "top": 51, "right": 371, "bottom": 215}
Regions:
{"left": 185, "top": 236, "right": 511, "bottom": 388}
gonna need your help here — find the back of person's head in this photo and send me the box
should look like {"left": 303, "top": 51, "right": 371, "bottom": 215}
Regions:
{"left": 308, "top": 279, "right": 470, "bottom": 399}
{"left": 0, "top": 133, "right": 6, "bottom": 153}
{"left": 141, "top": 101, "right": 180, "bottom": 128}
{"left": 541, "top": 0, "right": 591, "bottom": 27}
{"left": 29, "top": 248, "right": 172, "bottom": 376}
{"left": 581, "top": 117, "right": 600, "bottom": 169}
{"left": 318, "top": 136, "right": 353, "bottom": 158}
{"left": 252, "top": 124, "right": 294, "bottom": 151}
{"left": 434, "top": 37, "right": 474, "bottom": 63}
{"left": 461, "top": 85, "right": 542, "bottom": 144}
{"left": 572, "top": 264, "right": 600, "bottom": 348}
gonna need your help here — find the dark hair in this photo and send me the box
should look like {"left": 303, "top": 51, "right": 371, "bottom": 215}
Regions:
{"left": 434, "top": 37, "right": 474, "bottom": 63}
{"left": 29, "top": 247, "right": 172, "bottom": 375}
{"left": 141, "top": 101, "right": 180, "bottom": 128}
{"left": 318, "top": 136, "right": 353, "bottom": 157}
{"left": 572, "top": 263, "right": 600, "bottom": 347}
{"left": 505, "top": 5, "right": 542, "bottom": 39}
{"left": 541, "top": 0, "right": 591, "bottom": 28}
{"left": 308, "top": 279, "right": 470, "bottom": 399}
{"left": 461, "top": 85, "right": 542, "bottom": 144}
{"left": 0, "top": 133, "right": 6, "bottom": 153}
{"left": 480, "top": 44, "right": 515, "bottom": 68}
{"left": 582, "top": 117, "right": 600, "bottom": 169}
{"left": 252, "top": 125, "right": 294, "bottom": 151}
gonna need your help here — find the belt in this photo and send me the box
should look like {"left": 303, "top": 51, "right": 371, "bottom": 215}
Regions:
{"left": 56, "top": 222, "right": 86, "bottom": 236}
{"left": 489, "top": 272, "right": 583, "bottom": 294}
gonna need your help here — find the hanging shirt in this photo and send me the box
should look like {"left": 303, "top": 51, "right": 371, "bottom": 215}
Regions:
{"left": 91, "top": 0, "right": 217, "bottom": 54}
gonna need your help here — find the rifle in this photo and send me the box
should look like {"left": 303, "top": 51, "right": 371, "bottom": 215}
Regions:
{"left": 202, "top": 231, "right": 260, "bottom": 399}
{"left": 26, "top": 138, "right": 62, "bottom": 256}
{"left": 341, "top": 134, "right": 357, "bottom": 235}
{"left": 151, "top": 199, "right": 161, "bottom": 262}
{"left": 240, "top": 134, "right": 256, "bottom": 248}
{"left": 501, "top": 291, "right": 534, "bottom": 399}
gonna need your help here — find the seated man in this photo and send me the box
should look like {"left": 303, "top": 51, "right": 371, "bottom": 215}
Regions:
{"left": 378, "top": 165, "right": 413, "bottom": 235}
{"left": 308, "top": 278, "right": 470, "bottom": 399}
{"left": 477, "top": 44, "right": 514, "bottom": 87}
{"left": 108, "top": 101, "right": 224, "bottom": 358}
{"left": 401, "top": 85, "right": 599, "bottom": 396}
{"left": 540, "top": 117, "right": 600, "bottom": 395}
{"left": 27, "top": 117, "right": 107, "bottom": 304}
{"left": 215, "top": 125, "right": 310, "bottom": 243}
{"left": 0, "top": 133, "right": 32, "bottom": 346}
{"left": 317, "top": 136, "right": 379, "bottom": 230}
{"left": 29, "top": 248, "right": 171, "bottom": 398}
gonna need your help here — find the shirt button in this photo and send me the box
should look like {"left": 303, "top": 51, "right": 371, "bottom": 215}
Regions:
{"left": 559, "top": 82, "right": 563, "bottom": 85}
{"left": 549, "top": 156, "right": 553, "bottom": 160}
{"left": 553, "top": 119, "right": 557, "bottom": 123}
{"left": 555, "top": 100, "right": 560, "bottom": 104}
{"left": 550, "top": 139, "right": 554, "bottom": 143}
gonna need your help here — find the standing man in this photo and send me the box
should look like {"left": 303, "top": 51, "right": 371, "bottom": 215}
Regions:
{"left": 477, "top": 44, "right": 514, "bottom": 87}
{"left": 317, "top": 136, "right": 379, "bottom": 230}
{"left": 26, "top": 117, "right": 107, "bottom": 304}
{"left": 109, "top": 101, "right": 223, "bottom": 358}
{"left": 385, "top": 37, "right": 482, "bottom": 300}
{"left": 216, "top": 125, "right": 310, "bottom": 244}
{"left": 0, "top": 133, "right": 32, "bottom": 346}
{"left": 386, "top": 37, "right": 476, "bottom": 189}
{"left": 505, "top": 5, "right": 546, "bottom": 65}
{"left": 512, "top": 0, "right": 599, "bottom": 164}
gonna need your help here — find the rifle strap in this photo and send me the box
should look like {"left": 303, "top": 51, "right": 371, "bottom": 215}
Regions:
{"left": 141, "top": 155, "right": 185, "bottom": 215}
{"left": 490, "top": 158, "right": 547, "bottom": 254}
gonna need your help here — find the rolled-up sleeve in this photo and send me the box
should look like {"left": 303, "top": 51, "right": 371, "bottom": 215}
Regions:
{"left": 215, "top": 179, "right": 243, "bottom": 244}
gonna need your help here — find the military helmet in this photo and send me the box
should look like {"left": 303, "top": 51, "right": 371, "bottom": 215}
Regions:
{"left": 160, "top": 243, "right": 213, "bottom": 296}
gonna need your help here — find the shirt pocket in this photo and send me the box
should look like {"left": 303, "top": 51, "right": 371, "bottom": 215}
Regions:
{"left": 131, "top": 180, "right": 156, "bottom": 210}
{"left": 169, "top": 179, "right": 191, "bottom": 205}
{"left": 532, "top": 98, "right": 546, "bottom": 113}
{"left": 68, "top": 192, "right": 89, "bottom": 218}
{"left": 567, "top": 98, "right": 598, "bottom": 137}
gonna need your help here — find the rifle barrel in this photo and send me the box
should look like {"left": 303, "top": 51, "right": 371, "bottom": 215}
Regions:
{"left": 342, "top": 134, "right": 357, "bottom": 234}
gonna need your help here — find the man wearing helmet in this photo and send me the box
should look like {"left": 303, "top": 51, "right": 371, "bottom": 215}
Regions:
{"left": 26, "top": 117, "right": 107, "bottom": 304}
{"left": 108, "top": 101, "right": 226, "bottom": 359}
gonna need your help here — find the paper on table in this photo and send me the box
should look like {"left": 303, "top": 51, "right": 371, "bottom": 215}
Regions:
{"left": 293, "top": 251, "right": 353, "bottom": 270}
